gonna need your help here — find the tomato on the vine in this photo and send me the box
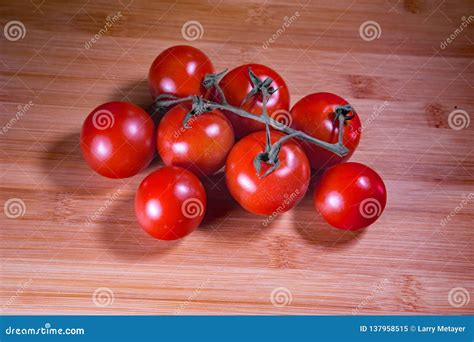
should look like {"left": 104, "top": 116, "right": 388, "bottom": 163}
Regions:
{"left": 217, "top": 64, "right": 290, "bottom": 139}
{"left": 135, "top": 166, "right": 206, "bottom": 240}
{"left": 80, "top": 101, "right": 155, "bottom": 179}
{"left": 157, "top": 104, "right": 235, "bottom": 176}
{"left": 290, "top": 92, "right": 361, "bottom": 171}
{"left": 148, "top": 45, "right": 214, "bottom": 99}
{"left": 313, "top": 162, "right": 387, "bottom": 230}
{"left": 225, "top": 131, "right": 310, "bottom": 216}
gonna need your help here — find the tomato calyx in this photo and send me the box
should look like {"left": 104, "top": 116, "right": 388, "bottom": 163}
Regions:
{"left": 254, "top": 143, "right": 285, "bottom": 177}
{"left": 334, "top": 104, "right": 355, "bottom": 123}
{"left": 203, "top": 68, "right": 228, "bottom": 105}
{"left": 253, "top": 134, "right": 283, "bottom": 178}
{"left": 240, "top": 68, "right": 279, "bottom": 107}
{"left": 152, "top": 68, "right": 353, "bottom": 177}
{"left": 182, "top": 96, "right": 214, "bottom": 128}
{"left": 202, "top": 68, "right": 228, "bottom": 89}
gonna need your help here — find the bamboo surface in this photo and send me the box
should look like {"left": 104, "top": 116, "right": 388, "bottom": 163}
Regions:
{"left": 0, "top": 0, "right": 473, "bottom": 315}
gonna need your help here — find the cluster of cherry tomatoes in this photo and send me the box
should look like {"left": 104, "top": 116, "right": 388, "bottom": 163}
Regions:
{"left": 80, "top": 45, "right": 387, "bottom": 241}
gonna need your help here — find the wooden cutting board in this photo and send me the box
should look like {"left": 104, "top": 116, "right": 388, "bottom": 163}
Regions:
{"left": 1, "top": 0, "right": 473, "bottom": 315}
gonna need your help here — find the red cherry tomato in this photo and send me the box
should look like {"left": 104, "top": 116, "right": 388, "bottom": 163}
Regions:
{"left": 290, "top": 92, "right": 361, "bottom": 171}
{"left": 218, "top": 64, "right": 290, "bottom": 139}
{"left": 313, "top": 162, "right": 387, "bottom": 230}
{"left": 225, "top": 131, "right": 310, "bottom": 216}
{"left": 157, "top": 104, "right": 235, "bottom": 176}
{"left": 148, "top": 45, "right": 214, "bottom": 99}
{"left": 135, "top": 166, "right": 206, "bottom": 240}
{"left": 80, "top": 102, "right": 155, "bottom": 178}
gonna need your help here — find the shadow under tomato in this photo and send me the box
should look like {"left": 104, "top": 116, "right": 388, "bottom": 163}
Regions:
{"left": 98, "top": 190, "right": 181, "bottom": 261}
{"left": 295, "top": 218, "right": 366, "bottom": 247}
{"left": 198, "top": 171, "right": 273, "bottom": 238}
{"left": 110, "top": 78, "right": 164, "bottom": 126}
{"left": 200, "top": 171, "right": 234, "bottom": 224}
{"left": 39, "top": 132, "right": 92, "bottom": 189}
{"left": 41, "top": 132, "right": 162, "bottom": 188}
{"left": 292, "top": 172, "right": 365, "bottom": 247}
{"left": 110, "top": 78, "right": 153, "bottom": 111}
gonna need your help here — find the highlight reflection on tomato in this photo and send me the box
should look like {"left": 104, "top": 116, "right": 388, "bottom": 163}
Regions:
{"left": 157, "top": 104, "right": 234, "bottom": 176}
{"left": 225, "top": 131, "right": 310, "bottom": 216}
{"left": 79, "top": 44, "right": 389, "bottom": 244}
{"left": 148, "top": 45, "right": 214, "bottom": 99}
{"left": 313, "top": 162, "right": 387, "bottom": 230}
{"left": 290, "top": 92, "right": 361, "bottom": 171}
{"left": 80, "top": 101, "right": 155, "bottom": 179}
{"left": 135, "top": 166, "right": 206, "bottom": 240}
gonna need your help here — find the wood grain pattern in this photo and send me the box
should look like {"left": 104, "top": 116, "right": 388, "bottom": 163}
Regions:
{"left": 1, "top": 0, "right": 473, "bottom": 315}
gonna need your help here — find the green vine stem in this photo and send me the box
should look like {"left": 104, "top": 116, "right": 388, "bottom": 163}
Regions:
{"left": 202, "top": 68, "right": 228, "bottom": 105}
{"left": 153, "top": 69, "right": 353, "bottom": 176}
